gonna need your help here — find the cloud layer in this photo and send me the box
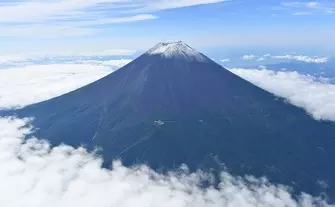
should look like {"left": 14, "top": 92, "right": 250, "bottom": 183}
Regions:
{"left": 240, "top": 54, "right": 328, "bottom": 63}
{"left": 0, "top": 117, "right": 332, "bottom": 207}
{"left": 0, "top": 64, "right": 111, "bottom": 109}
{"left": 230, "top": 68, "right": 335, "bottom": 121}
{"left": 0, "top": 51, "right": 135, "bottom": 66}
{"left": 271, "top": 55, "right": 328, "bottom": 64}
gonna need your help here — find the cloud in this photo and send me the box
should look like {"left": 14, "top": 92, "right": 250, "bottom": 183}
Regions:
{"left": 230, "top": 68, "right": 335, "bottom": 121}
{"left": 240, "top": 54, "right": 329, "bottom": 64}
{"left": 0, "top": 51, "right": 135, "bottom": 66}
{"left": 281, "top": 1, "right": 335, "bottom": 15}
{"left": 0, "top": 55, "right": 28, "bottom": 64}
{"left": 0, "top": 0, "right": 227, "bottom": 23}
{"left": 0, "top": 59, "right": 135, "bottom": 109}
{"left": 78, "top": 59, "right": 133, "bottom": 68}
{"left": 0, "top": 0, "right": 151, "bottom": 23}
{"left": 241, "top": 55, "right": 257, "bottom": 60}
{"left": 0, "top": 64, "right": 111, "bottom": 109}
{"left": 0, "top": 15, "right": 158, "bottom": 38}
{"left": 0, "top": 116, "right": 332, "bottom": 207}
{"left": 0, "top": 0, "right": 226, "bottom": 37}
{"left": 139, "top": 0, "right": 227, "bottom": 11}
{"left": 220, "top": 58, "right": 230, "bottom": 63}
{"left": 272, "top": 55, "right": 328, "bottom": 63}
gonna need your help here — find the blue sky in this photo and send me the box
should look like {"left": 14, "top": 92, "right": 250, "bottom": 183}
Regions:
{"left": 0, "top": 0, "right": 334, "bottom": 58}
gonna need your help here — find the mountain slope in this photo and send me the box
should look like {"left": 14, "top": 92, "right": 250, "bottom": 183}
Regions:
{"left": 9, "top": 42, "right": 335, "bottom": 198}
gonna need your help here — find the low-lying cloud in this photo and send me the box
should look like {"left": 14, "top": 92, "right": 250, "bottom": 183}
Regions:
{"left": 230, "top": 68, "right": 335, "bottom": 121}
{"left": 272, "top": 55, "right": 328, "bottom": 64}
{"left": 0, "top": 117, "right": 332, "bottom": 207}
{"left": 0, "top": 64, "right": 110, "bottom": 109}
{"left": 239, "top": 54, "right": 328, "bottom": 63}
{"left": 0, "top": 51, "right": 135, "bottom": 66}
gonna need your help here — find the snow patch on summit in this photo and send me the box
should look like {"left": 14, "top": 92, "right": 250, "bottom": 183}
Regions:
{"left": 147, "top": 41, "right": 207, "bottom": 62}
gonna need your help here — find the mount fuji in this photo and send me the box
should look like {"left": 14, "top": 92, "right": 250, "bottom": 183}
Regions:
{"left": 5, "top": 42, "right": 335, "bottom": 198}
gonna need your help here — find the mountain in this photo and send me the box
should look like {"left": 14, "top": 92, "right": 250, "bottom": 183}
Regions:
{"left": 7, "top": 41, "right": 335, "bottom": 198}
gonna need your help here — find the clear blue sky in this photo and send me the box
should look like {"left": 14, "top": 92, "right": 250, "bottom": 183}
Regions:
{"left": 0, "top": 0, "right": 334, "bottom": 58}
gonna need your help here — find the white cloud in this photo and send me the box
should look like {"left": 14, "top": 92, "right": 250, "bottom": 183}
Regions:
{"left": 247, "top": 54, "right": 329, "bottom": 64}
{"left": 0, "top": 0, "right": 227, "bottom": 23}
{"left": 281, "top": 1, "right": 335, "bottom": 14}
{"left": 0, "top": 50, "right": 135, "bottom": 65}
{"left": 0, "top": 0, "right": 150, "bottom": 23}
{"left": 79, "top": 59, "right": 133, "bottom": 68}
{"left": 0, "top": 64, "right": 111, "bottom": 109}
{"left": 140, "top": 0, "right": 227, "bottom": 11}
{"left": 220, "top": 58, "right": 230, "bottom": 63}
{"left": 0, "top": 15, "right": 158, "bottom": 38}
{"left": 242, "top": 55, "right": 257, "bottom": 60}
{"left": 0, "top": 0, "right": 226, "bottom": 37}
{"left": 230, "top": 68, "right": 335, "bottom": 121}
{"left": 0, "top": 116, "right": 332, "bottom": 207}
{"left": 272, "top": 55, "right": 328, "bottom": 63}
{"left": 0, "top": 55, "right": 28, "bottom": 64}
{"left": 0, "top": 59, "right": 134, "bottom": 109}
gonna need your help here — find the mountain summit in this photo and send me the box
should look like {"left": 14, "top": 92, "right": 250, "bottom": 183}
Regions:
{"left": 146, "top": 41, "right": 208, "bottom": 61}
{"left": 10, "top": 42, "right": 335, "bottom": 198}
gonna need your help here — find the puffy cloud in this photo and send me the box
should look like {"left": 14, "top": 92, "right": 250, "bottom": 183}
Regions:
{"left": 230, "top": 68, "right": 335, "bottom": 121}
{"left": 0, "top": 117, "right": 332, "bottom": 207}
